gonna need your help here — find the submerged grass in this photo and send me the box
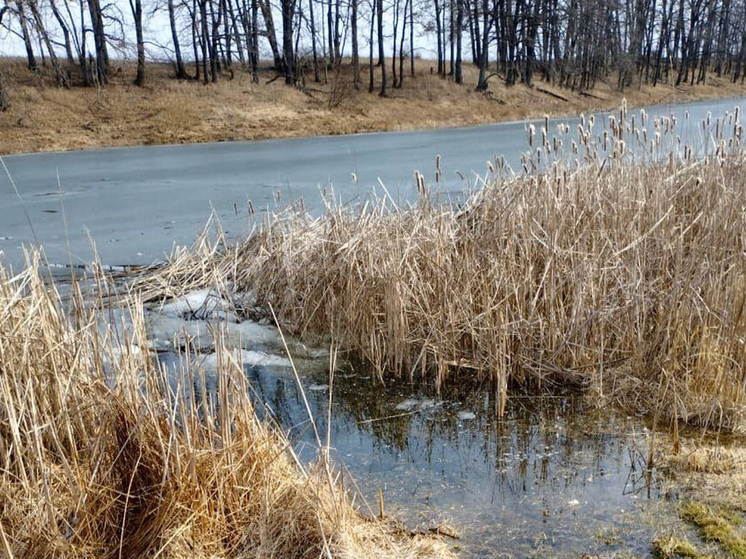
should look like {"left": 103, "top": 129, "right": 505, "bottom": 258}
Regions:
{"left": 652, "top": 534, "right": 710, "bottom": 558}
{"left": 680, "top": 502, "right": 746, "bottom": 558}
{"left": 141, "top": 106, "right": 746, "bottom": 432}
{"left": 0, "top": 254, "right": 453, "bottom": 558}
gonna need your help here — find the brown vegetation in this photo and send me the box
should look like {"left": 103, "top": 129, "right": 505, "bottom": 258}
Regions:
{"left": 1, "top": 58, "right": 745, "bottom": 155}
{"left": 138, "top": 105, "right": 746, "bottom": 432}
{"left": 0, "top": 253, "right": 454, "bottom": 558}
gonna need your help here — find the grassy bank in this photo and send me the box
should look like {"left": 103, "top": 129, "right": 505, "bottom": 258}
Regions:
{"left": 1, "top": 58, "right": 745, "bottom": 154}
{"left": 137, "top": 106, "right": 746, "bottom": 432}
{"left": 0, "top": 255, "right": 453, "bottom": 558}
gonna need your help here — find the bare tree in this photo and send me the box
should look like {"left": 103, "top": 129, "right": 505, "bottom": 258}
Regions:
{"left": 281, "top": 0, "right": 296, "bottom": 83}
{"left": 48, "top": 0, "right": 75, "bottom": 65}
{"left": 368, "top": 0, "right": 375, "bottom": 91}
{"left": 167, "top": 0, "right": 189, "bottom": 78}
{"left": 0, "top": 5, "right": 9, "bottom": 111}
{"left": 129, "top": 0, "right": 146, "bottom": 85}
{"left": 27, "top": 0, "right": 69, "bottom": 85}
{"left": 377, "top": 0, "right": 386, "bottom": 95}
{"left": 88, "top": 0, "right": 110, "bottom": 83}
{"left": 6, "top": 0, "right": 746, "bottom": 95}
{"left": 15, "top": 1, "right": 38, "bottom": 71}
{"left": 352, "top": 0, "right": 360, "bottom": 86}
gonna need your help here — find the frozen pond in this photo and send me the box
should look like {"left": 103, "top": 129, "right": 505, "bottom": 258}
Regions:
{"left": 1, "top": 95, "right": 744, "bottom": 271}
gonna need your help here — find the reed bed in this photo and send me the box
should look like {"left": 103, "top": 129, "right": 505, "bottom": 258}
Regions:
{"left": 139, "top": 107, "right": 746, "bottom": 432}
{"left": 0, "top": 254, "right": 452, "bottom": 558}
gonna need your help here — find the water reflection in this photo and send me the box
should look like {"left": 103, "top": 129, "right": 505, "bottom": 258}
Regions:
{"left": 158, "top": 353, "right": 687, "bottom": 557}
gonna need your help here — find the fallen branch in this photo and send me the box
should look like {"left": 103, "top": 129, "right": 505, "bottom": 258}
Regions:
{"left": 536, "top": 86, "right": 569, "bottom": 101}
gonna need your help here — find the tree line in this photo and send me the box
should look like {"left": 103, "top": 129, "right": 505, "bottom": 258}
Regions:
{"left": 1, "top": 0, "right": 746, "bottom": 110}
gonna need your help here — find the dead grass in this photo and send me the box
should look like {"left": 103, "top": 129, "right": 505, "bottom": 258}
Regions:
{"left": 0, "top": 58, "right": 745, "bottom": 154}
{"left": 135, "top": 105, "right": 746, "bottom": 433}
{"left": 0, "top": 252, "right": 454, "bottom": 558}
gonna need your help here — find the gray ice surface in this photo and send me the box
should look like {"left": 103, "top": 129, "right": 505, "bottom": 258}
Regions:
{"left": 1, "top": 95, "right": 743, "bottom": 271}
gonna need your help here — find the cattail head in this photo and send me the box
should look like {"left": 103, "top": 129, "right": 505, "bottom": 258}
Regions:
{"left": 416, "top": 171, "right": 426, "bottom": 195}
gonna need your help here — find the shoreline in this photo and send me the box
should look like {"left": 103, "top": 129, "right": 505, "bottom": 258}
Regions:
{"left": 4, "top": 90, "right": 746, "bottom": 158}
{"left": 2, "top": 59, "right": 745, "bottom": 156}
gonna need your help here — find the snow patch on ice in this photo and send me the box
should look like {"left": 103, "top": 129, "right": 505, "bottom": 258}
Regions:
{"left": 157, "top": 288, "right": 232, "bottom": 320}
{"left": 145, "top": 314, "right": 284, "bottom": 352}
{"left": 198, "top": 349, "right": 292, "bottom": 371}
{"left": 396, "top": 399, "right": 419, "bottom": 411}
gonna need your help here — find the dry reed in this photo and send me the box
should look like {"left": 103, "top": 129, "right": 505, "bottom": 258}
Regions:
{"left": 140, "top": 107, "right": 746, "bottom": 432}
{"left": 0, "top": 252, "right": 453, "bottom": 558}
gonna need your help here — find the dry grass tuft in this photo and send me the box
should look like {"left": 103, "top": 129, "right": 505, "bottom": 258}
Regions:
{"left": 0, "top": 253, "right": 454, "bottom": 558}
{"left": 669, "top": 446, "right": 746, "bottom": 474}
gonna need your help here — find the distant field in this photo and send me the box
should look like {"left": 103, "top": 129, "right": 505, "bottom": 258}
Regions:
{"left": 1, "top": 58, "right": 745, "bottom": 154}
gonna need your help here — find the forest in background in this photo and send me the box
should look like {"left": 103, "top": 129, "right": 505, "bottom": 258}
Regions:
{"left": 1, "top": 0, "right": 746, "bottom": 108}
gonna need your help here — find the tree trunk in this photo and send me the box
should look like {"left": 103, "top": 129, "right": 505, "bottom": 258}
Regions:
{"left": 168, "top": 0, "right": 188, "bottom": 78}
{"left": 392, "top": 0, "right": 399, "bottom": 87}
{"left": 352, "top": 0, "right": 360, "bottom": 86}
{"left": 328, "top": 0, "right": 335, "bottom": 64}
{"left": 469, "top": 0, "right": 479, "bottom": 64}
{"left": 0, "top": 66, "right": 7, "bottom": 112}
{"left": 449, "top": 0, "right": 455, "bottom": 75}
{"left": 523, "top": 0, "right": 540, "bottom": 85}
{"left": 409, "top": 0, "right": 414, "bottom": 76}
{"left": 309, "top": 0, "right": 321, "bottom": 81}
{"left": 334, "top": 0, "right": 341, "bottom": 61}
{"left": 192, "top": 0, "right": 202, "bottom": 80}
{"left": 28, "top": 0, "right": 69, "bottom": 85}
{"left": 398, "top": 0, "right": 408, "bottom": 87}
{"left": 199, "top": 0, "right": 210, "bottom": 83}
{"left": 49, "top": 0, "right": 75, "bottom": 65}
{"left": 129, "top": 0, "right": 145, "bottom": 85}
{"left": 0, "top": 7, "right": 8, "bottom": 111}
{"left": 17, "top": 4, "right": 38, "bottom": 71}
{"left": 222, "top": 0, "right": 233, "bottom": 69}
{"left": 455, "top": 0, "right": 463, "bottom": 83}
{"left": 434, "top": 0, "right": 444, "bottom": 74}
{"left": 475, "top": 0, "right": 490, "bottom": 89}
{"left": 88, "top": 0, "right": 109, "bottom": 84}
{"left": 258, "top": 0, "right": 283, "bottom": 68}
{"left": 208, "top": 0, "right": 222, "bottom": 82}
{"left": 251, "top": 0, "right": 259, "bottom": 81}
{"left": 282, "top": 0, "right": 296, "bottom": 84}
{"left": 368, "top": 0, "right": 375, "bottom": 91}
{"left": 377, "top": 0, "right": 387, "bottom": 95}
{"left": 61, "top": 0, "right": 88, "bottom": 83}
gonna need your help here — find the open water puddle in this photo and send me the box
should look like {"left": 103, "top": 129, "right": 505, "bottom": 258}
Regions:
{"left": 249, "top": 369, "right": 688, "bottom": 557}
{"left": 93, "top": 285, "right": 692, "bottom": 557}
